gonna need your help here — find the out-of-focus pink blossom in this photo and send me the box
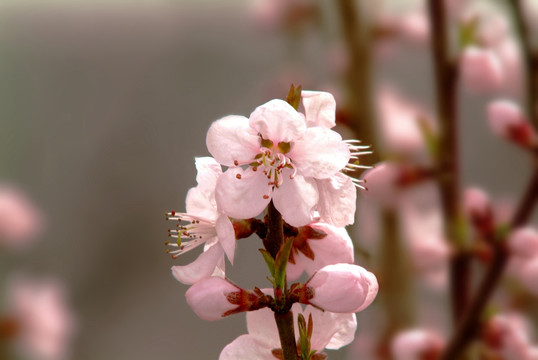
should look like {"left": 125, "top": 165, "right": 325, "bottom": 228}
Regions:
{"left": 219, "top": 303, "right": 357, "bottom": 360}
{"left": 518, "top": 258, "right": 538, "bottom": 295}
{"left": 487, "top": 100, "right": 537, "bottom": 148}
{"left": 376, "top": 87, "right": 431, "bottom": 156}
{"left": 464, "top": 187, "right": 494, "bottom": 233}
{"left": 286, "top": 223, "right": 354, "bottom": 281}
{"left": 361, "top": 162, "right": 401, "bottom": 208}
{"left": 508, "top": 227, "right": 538, "bottom": 259}
{"left": 460, "top": 46, "right": 504, "bottom": 93}
{"left": 0, "top": 185, "right": 43, "bottom": 249}
{"left": 390, "top": 329, "right": 444, "bottom": 360}
{"left": 6, "top": 276, "right": 74, "bottom": 360}
{"left": 484, "top": 313, "right": 537, "bottom": 360}
{"left": 167, "top": 157, "right": 235, "bottom": 285}
{"left": 185, "top": 277, "right": 252, "bottom": 321}
{"left": 377, "top": 11, "right": 430, "bottom": 45}
{"left": 304, "top": 263, "right": 378, "bottom": 313}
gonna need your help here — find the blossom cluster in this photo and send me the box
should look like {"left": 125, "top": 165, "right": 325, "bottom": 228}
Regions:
{"left": 166, "top": 88, "right": 378, "bottom": 358}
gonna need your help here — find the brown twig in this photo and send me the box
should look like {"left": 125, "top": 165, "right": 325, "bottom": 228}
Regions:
{"left": 427, "top": 0, "right": 468, "bottom": 323}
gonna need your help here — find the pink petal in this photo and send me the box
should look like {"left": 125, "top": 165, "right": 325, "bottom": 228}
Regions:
{"left": 290, "top": 127, "right": 350, "bottom": 179}
{"left": 194, "top": 157, "right": 222, "bottom": 190}
{"left": 246, "top": 307, "right": 281, "bottom": 348}
{"left": 185, "top": 186, "right": 218, "bottom": 221}
{"left": 316, "top": 173, "right": 356, "bottom": 227}
{"left": 171, "top": 243, "right": 224, "bottom": 285}
{"left": 249, "top": 99, "right": 306, "bottom": 143}
{"left": 219, "top": 334, "right": 275, "bottom": 360}
{"left": 286, "top": 259, "right": 305, "bottom": 282}
{"left": 273, "top": 171, "right": 318, "bottom": 227}
{"left": 306, "top": 308, "right": 357, "bottom": 350}
{"left": 298, "top": 223, "right": 354, "bottom": 277}
{"left": 215, "top": 167, "right": 271, "bottom": 220}
{"left": 301, "top": 90, "right": 336, "bottom": 128}
{"left": 460, "top": 47, "right": 504, "bottom": 92}
{"left": 185, "top": 276, "right": 240, "bottom": 321}
{"left": 206, "top": 115, "right": 260, "bottom": 167}
{"left": 216, "top": 215, "right": 236, "bottom": 264}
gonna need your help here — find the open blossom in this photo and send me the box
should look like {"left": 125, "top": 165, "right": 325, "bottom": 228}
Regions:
{"left": 206, "top": 91, "right": 367, "bottom": 227}
{"left": 286, "top": 223, "right": 354, "bottom": 281}
{"left": 5, "top": 276, "right": 75, "bottom": 360}
{"left": 166, "top": 157, "right": 235, "bottom": 285}
{"left": 391, "top": 329, "right": 444, "bottom": 360}
{"left": 0, "top": 184, "right": 43, "bottom": 249}
{"left": 220, "top": 303, "right": 357, "bottom": 360}
{"left": 302, "top": 263, "right": 378, "bottom": 313}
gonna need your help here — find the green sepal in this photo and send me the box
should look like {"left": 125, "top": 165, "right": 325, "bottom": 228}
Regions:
{"left": 259, "top": 249, "right": 276, "bottom": 278}
{"left": 286, "top": 84, "right": 302, "bottom": 110}
{"left": 458, "top": 16, "right": 478, "bottom": 50}
{"left": 274, "top": 237, "right": 294, "bottom": 290}
{"left": 495, "top": 223, "right": 511, "bottom": 243}
{"left": 417, "top": 115, "right": 439, "bottom": 158}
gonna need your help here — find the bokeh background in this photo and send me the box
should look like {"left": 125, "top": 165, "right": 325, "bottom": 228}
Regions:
{"left": 0, "top": 0, "right": 530, "bottom": 359}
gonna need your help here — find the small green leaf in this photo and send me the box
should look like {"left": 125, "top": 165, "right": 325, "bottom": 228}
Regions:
{"left": 259, "top": 249, "right": 276, "bottom": 278}
{"left": 458, "top": 17, "right": 479, "bottom": 50}
{"left": 286, "top": 84, "right": 302, "bottom": 110}
{"left": 274, "top": 237, "right": 294, "bottom": 290}
{"left": 417, "top": 115, "right": 439, "bottom": 158}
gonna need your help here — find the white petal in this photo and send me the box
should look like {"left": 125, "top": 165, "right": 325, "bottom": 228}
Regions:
{"left": 206, "top": 115, "right": 260, "bottom": 167}
{"left": 185, "top": 186, "right": 218, "bottom": 220}
{"left": 290, "top": 127, "right": 350, "bottom": 179}
{"left": 301, "top": 90, "right": 337, "bottom": 128}
{"left": 215, "top": 167, "right": 271, "bottom": 220}
{"left": 219, "top": 335, "right": 275, "bottom": 360}
{"left": 316, "top": 173, "right": 356, "bottom": 227}
{"left": 273, "top": 171, "right": 318, "bottom": 227}
{"left": 305, "top": 307, "right": 357, "bottom": 350}
{"left": 249, "top": 99, "right": 306, "bottom": 142}
{"left": 171, "top": 243, "right": 224, "bottom": 285}
{"left": 185, "top": 277, "right": 240, "bottom": 321}
{"left": 286, "top": 259, "right": 305, "bottom": 282}
{"left": 194, "top": 157, "right": 222, "bottom": 190}
{"left": 216, "top": 214, "right": 236, "bottom": 264}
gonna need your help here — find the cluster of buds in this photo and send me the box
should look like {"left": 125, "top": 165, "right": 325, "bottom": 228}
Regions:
{"left": 165, "top": 86, "right": 378, "bottom": 358}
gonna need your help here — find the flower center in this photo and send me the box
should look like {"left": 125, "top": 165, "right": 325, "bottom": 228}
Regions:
{"left": 165, "top": 211, "right": 217, "bottom": 259}
{"left": 252, "top": 137, "right": 296, "bottom": 188}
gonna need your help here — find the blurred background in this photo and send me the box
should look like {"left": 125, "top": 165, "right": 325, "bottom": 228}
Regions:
{"left": 0, "top": 0, "right": 533, "bottom": 359}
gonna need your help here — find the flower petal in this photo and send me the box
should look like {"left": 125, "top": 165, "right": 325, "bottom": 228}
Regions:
{"left": 185, "top": 276, "right": 240, "bottom": 321}
{"left": 249, "top": 99, "right": 306, "bottom": 142}
{"left": 316, "top": 173, "right": 356, "bottom": 227}
{"left": 305, "top": 307, "right": 357, "bottom": 350}
{"left": 206, "top": 115, "right": 260, "bottom": 167}
{"left": 215, "top": 167, "right": 271, "bottom": 220}
{"left": 299, "top": 223, "right": 354, "bottom": 277}
{"left": 171, "top": 243, "right": 224, "bottom": 285}
{"left": 290, "top": 127, "right": 350, "bottom": 179}
{"left": 301, "top": 90, "right": 337, "bottom": 128}
{"left": 273, "top": 171, "right": 318, "bottom": 227}
{"left": 185, "top": 186, "right": 218, "bottom": 221}
{"left": 216, "top": 214, "right": 236, "bottom": 264}
{"left": 246, "top": 307, "right": 281, "bottom": 348}
{"left": 219, "top": 334, "right": 275, "bottom": 360}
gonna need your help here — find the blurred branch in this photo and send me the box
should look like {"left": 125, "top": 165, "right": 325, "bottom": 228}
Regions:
{"left": 508, "top": 0, "right": 538, "bottom": 128}
{"left": 427, "top": 0, "right": 468, "bottom": 323}
{"left": 441, "top": 163, "right": 538, "bottom": 360}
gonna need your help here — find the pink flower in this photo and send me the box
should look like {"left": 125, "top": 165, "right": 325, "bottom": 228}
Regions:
{"left": 185, "top": 277, "right": 267, "bottom": 321}
{"left": 360, "top": 162, "right": 401, "bottom": 207}
{"left": 0, "top": 184, "right": 43, "bottom": 249}
{"left": 206, "top": 91, "right": 364, "bottom": 227}
{"left": 487, "top": 100, "right": 537, "bottom": 148}
{"left": 460, "top": 46, "right": 504, "bottom": 92}
{"left": 507, "top": 227, "right": 538, "bottom": 295}
{"left": 484, "top": 313, "right": 537, "bottom": 360}
{"left": 303, "top": 263, "right": 378, "bottom": 313}
{"left": 286, "top": 223, "right": 354, "bottom": 281}
{"left": 166, "top": 157, "right": 235, "bottom": 285}
{"left": 390, "top": 329, "right": 444, "bottom": 360}
{"left": 219, "top": 303, "right": 357, "bottom": 359}
{"left": 6, "top": 276, "right": 75, "bottom": 360}
{"left": 464, "top": 187, "right": 494, "bottom": 233}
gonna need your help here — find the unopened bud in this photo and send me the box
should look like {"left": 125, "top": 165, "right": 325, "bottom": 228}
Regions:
{"left": 391, "top": 329, "right": 444, "bottom": 360}
{"left": 487, "top": 100, "right": 537, "bottom": 147}
{"left": 460, "top": 47, "right": 504, "bottom": 92}
{"left": 464, "top": 187, "right": 494, "bottom": 233}
{"left": 304, "top": 263, "right": 378, "bottom": 313}
{"left": 508, "top": 227, "right": 538, "bottom": 259}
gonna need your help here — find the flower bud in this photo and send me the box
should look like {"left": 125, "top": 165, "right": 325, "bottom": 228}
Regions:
{"left": 460, "top": 47, "right": 504, "bottom": 92}
{"left": 391, "top": 329, "right": 444, "bottom": 360}
{"left": 305, "top": 264, "right": 378, "bottom": 313}
{"left": 361, "top": 162, "right": 400, "bottom": 207}
{"left": 508, "top": 227, "right": 538, "bottom": 259}
{"left": 464, "top": 187, "right": 494, "bottom": 233}
{"left": 487, "top": 100, "right": 536, "bottom": 147}
{"left": 185, "top": 277, "right": 266, "bottom": 321}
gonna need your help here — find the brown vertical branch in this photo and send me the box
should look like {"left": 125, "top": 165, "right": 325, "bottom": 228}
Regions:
{"left": 264, "top": 201, "right": 285, "bottom": 259}
{"left": 508, "top": 0, "right": 538, "bottom": 128}
{"left": 441, "top": 164, "right": 538, "bottom": 360}
{"left": 274, "top": 312, "right": 298, "bottom": 360}
{"left": 427, "top": 0, "right": 468, "bottom": 323}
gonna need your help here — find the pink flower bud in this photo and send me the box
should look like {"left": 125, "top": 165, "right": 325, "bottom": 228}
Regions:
{"left": 391, "top": 329, "right": 444, "bottom": 360}
{"left": 460, "top": 47, "right": 504, "bottom": 92}
{"left": 464, "top": 187, "right": 494, "bottom": 232}
{"left": 305, "top": 263, "right": 378, "bottom": 313}
{"left": 361, "top": 162, "right": 400, "bottom": 207}
{"left": 487, "top": 100, "right": 536, "bottom": 147}
{"left": 508, "top": 227, "right": 538, "bottom": 259}
{"left": 185, "top": 277, "right": 265, "bottom": 321}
